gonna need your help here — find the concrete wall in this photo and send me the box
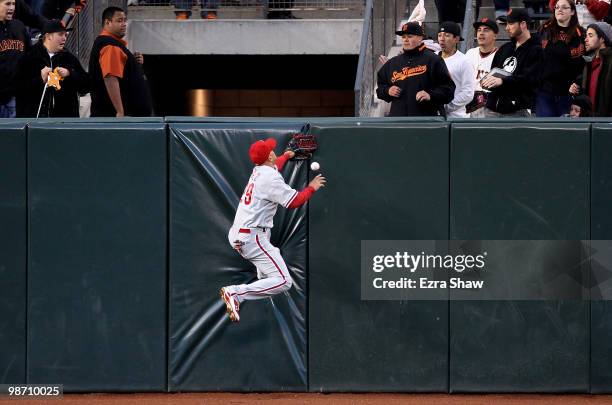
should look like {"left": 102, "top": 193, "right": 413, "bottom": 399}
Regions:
{"left": 126, "top": 19, "right": 362, "bottom": 55}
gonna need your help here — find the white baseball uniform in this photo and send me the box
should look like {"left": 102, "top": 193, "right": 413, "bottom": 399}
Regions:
{"left": 225, "top": 162, "right": 299, "bottom": 304}
{"left": 465, "top": 46, "right": 497, "bottom": 118}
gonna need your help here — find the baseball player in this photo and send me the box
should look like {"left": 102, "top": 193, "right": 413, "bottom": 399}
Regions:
{"left": 220, "top": 137, "right": 326, "bottom": 322}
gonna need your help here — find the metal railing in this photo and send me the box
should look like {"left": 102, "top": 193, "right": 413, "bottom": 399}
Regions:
{"left": 354, "top": 0, "right": 405, "bottom": 117}
{"left": 66, "top": 0, "right": 127, "bottom": 70}
{"left": 129, "top": 0, "right": 364, "bottom": 9}
{"left": 460, "top": 0, "right": 477, "bottom": 53}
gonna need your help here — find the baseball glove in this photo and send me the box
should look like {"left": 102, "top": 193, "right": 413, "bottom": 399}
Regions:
{"left": 287, "top": 124, "right": 318, "bottom": 160}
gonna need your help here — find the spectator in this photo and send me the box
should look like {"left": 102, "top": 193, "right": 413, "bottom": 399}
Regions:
{"left": 174, "top": 0, "right": 218, "bottom": 20}
{"left": 268, "top": 1, "right": 298, "bottom": 19}
{"left": 495, "top": 0, "right": 510, "bottom": 23}
{"left": 376, "top": 22, "right": 455, "bottom": 117}
{"left": 88, "top": 6, "right": 152, "bottom": 117}
{"left": 536, "top": 0, "right": 585, "bottom": 116}
{"left": 16, "top": 19, "right": 88, "bottom": 117}
{"left": 466, "top": 18, "right": 499, "bottom": 117}
{"left": 564, "top": 0, "right": 610, "bottom": 28}
{"left": 0, "top": 0, "right": 29, "bottom": 118}
{"left": 569, "top": 21, "right": 612, "bottom": 115}
{"left": 437, "top": 21, "right": 477, "bottom": 117}
{"left": 435, "top": 0, "right": 466, "bottom": 23}
{"left": 481, "top": 8, "right": 543, "bottom": 117}
{"left": 568, "top": 94, "right": 593, "bottom": 116}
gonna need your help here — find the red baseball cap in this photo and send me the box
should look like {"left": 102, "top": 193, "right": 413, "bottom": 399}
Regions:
{"left": 249, "top": 138, "right": 277, "bottom": 165}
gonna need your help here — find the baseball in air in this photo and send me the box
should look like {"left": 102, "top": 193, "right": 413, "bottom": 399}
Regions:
{"left": 310, "top": 161, "right": 320, "bottom": 171}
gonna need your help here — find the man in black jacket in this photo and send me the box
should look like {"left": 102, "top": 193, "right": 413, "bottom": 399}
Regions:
{"left": 481, "top": 8, "right": 543, "bottom": 117}
{"left": 16, "top": 19, "right": 88, "bottom": 117}
{"left": 376, "top": 22, "right": 456, "bottom": 117}
{"left": 0, "top": 0, "right": 29, "bottom": 117}
{"left": 88, "top": 6, "right": 152, "bottom": 117}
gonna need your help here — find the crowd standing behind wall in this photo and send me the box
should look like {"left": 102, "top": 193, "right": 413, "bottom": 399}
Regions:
{"left": 378, "top": 2, "right": 612, "bottom": 118}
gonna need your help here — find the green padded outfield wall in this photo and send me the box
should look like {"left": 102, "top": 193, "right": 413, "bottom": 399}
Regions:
{"left": 27, "top": 122, "right": 167, "bottom": 391}
{"left": 0, "top": 123, "right": 27, "bottom": 384}
{"left": 308, "top": 122, "right": 450, "bottom": 392}
{"left": 591, "top": 124, "right": 612, "bottom": 393}
{"left": 450, "top": 123, "right": 590, "bottom": 392}
{"left": 168, "top": 123, "right": 309, "bottom": 391}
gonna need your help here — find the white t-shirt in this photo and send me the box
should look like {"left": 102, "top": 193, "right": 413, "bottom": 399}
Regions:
{"left": 439, "top": 50, "right": 477, "bottom": 118}
{"left": 465, "top": 46, "right": 497, "bottom": 92}
{"left": 232, "top": 164, "right": 298, "bottom": 229}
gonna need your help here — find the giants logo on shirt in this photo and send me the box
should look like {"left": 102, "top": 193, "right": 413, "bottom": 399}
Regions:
{"left": 571, "top": 43, "right": 585, "bottom": 58}
{"left": 391, "top": 65, "right": 427, "bottom": 82}
{"left": 0, "top": 39, "right": 24, "bottom": 52}
{"left": 476, "top": 68, "right": 489, "bottom": 81}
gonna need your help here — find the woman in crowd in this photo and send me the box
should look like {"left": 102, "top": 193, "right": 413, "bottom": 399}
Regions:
{"left": 537, "top": 0, "right": 586, "bottom": 116}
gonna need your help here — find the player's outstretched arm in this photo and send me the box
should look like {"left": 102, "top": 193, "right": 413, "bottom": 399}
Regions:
{"left": 275, "top": 151, "right": 295, "bottom": 171}
{"left": 287, "top": 175, "right": 326, "bottom": 209}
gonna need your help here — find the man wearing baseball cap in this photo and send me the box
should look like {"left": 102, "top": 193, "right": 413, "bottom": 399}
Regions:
{"left": 16, "top": 19, "right": 89, "bottom": 117}
{"left": 376, "top": 22, "right": 455, "bottom": 116}
{"left": 437, "top": 21, "right": 477, "bottom": 118}
{"left": 481, "top": 8, "right": 543, "bottom": 117}
{"left": 220, "top": 138, "right": 325, "bottom": 322}
{"left": 465, "top": 18, "right": 499, "bottom": 117}
{"left": 570, "top": 21, "right": 612, "bottom": 116}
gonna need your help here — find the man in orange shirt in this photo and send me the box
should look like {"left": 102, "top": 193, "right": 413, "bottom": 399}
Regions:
{"left": 88, "top": 6, "right": 152, "bottom": 117}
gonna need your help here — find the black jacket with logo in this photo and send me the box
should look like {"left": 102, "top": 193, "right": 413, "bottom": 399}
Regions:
{"left": 0, "top": 19, "right": 29, "bottom": 103}
{"left": 377, "top": 44, "right": 456, "bottom": 117}
{"left": 16, "top": 41, "right": 89, "bottom": 117}
{"left": 538, "top": 24, "right": 585, "bottom": 96}
{"left": 486, "top": 36, "right": 543, "bottom": 114}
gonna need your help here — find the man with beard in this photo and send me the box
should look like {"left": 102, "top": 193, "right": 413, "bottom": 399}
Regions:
{"left": 569, "top": 21, "right": 612, "bottom": 115}
{"left": 481, "top": 8, "right": 543, "bottom": 117}
{"left": 376, "top": 22, "right": 455, "bottom": 117}
{"left": 16, "top": 19, "right": 88, "bottom": 117}
{"left": 465, "top": 17, "right": 499, "bottom": 117}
